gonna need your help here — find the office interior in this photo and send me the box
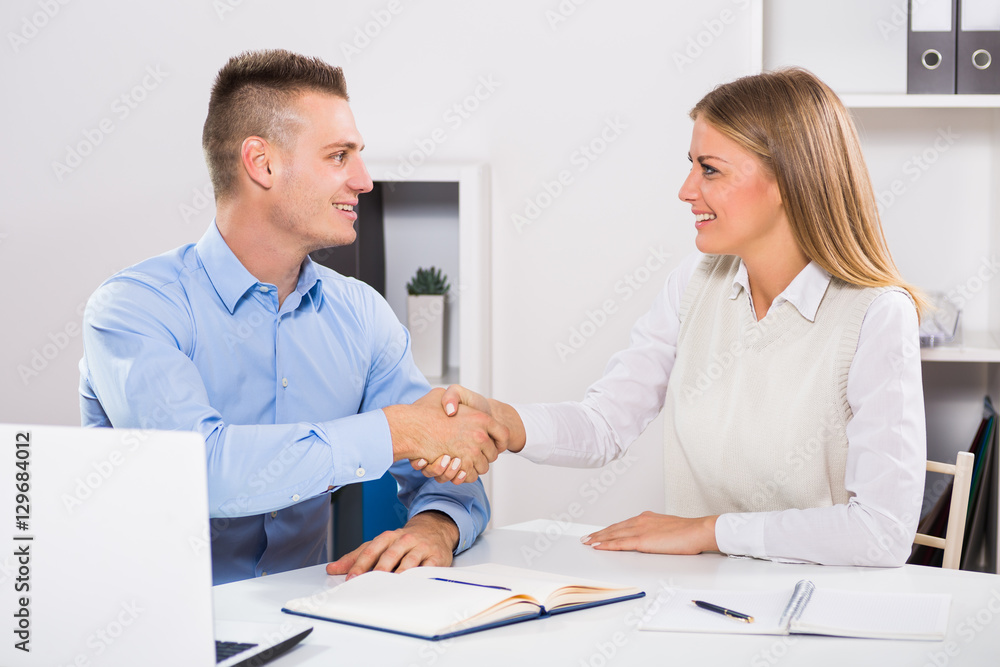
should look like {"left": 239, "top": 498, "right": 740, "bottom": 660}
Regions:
{"left": 3, "top": 0, "right": 1000, "bottom": 569}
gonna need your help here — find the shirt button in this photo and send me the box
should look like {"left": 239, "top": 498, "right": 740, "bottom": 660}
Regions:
{"left": 282, "top": 378, "right": 288, "bottom": 388}
{"left": 291, "top": 494, "right": 300, "bottom": 502}
{"left": 356, "top": 468, "right": 366, "bottom": 478}
{"left": 270, "top": 511, "right": 277, "bottom": 519}
{"left": 258, "top": 286, "right": 269, "bottom": 293}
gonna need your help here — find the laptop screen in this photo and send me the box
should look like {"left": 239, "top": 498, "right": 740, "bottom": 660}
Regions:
{"left": 0, "top": 424, "right": 217, "bottom": 667}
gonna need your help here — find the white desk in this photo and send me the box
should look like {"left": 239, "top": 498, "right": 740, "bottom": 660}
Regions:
{"left": 213, "top": 521, "right": 1000, "bottom": 666}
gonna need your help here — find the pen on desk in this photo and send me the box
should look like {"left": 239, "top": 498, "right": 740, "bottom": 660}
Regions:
{"left": 692, "top": 600, "right": 755, "bottom": 623}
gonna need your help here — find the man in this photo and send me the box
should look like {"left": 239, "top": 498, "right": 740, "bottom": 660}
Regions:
{"left": 79, "top": 49, "right": 506, "bottom": 585}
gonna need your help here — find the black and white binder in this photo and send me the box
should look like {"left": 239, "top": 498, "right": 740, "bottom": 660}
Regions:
{"left": 908, "top": 0, "right": 958, "bottom": 94}
{"left": 957, "top": 0, "right": 1000, "bottom": 93}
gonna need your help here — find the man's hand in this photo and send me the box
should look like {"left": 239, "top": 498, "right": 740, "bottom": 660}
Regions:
{"left": 384, "top": 388, "right": 508, "bottom": 483}
{"left": 580, "top": 511, "right": 719, "bottom": 555}
{"left": 325, "top": 511, "right": 459, "bottom": 579}
{"left": 412, "top": 385, "right": 528, "bottom": 484}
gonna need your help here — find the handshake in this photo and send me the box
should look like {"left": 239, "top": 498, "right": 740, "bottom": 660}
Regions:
{"left": 384, "top": 385, "right": 522, "bottom": 484}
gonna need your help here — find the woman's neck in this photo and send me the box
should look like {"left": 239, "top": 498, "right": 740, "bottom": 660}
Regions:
{"left": 742, "top": 244, "right": 810, "bottom": 321}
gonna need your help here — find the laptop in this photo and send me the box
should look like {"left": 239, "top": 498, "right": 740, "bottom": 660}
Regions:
{"left": 0, "top": 424, "right": 312, "bottom": 667}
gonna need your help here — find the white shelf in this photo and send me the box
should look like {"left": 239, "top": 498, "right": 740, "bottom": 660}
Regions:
{"left": 842, "top": 94, "right": 1000, "bottom": 109}
{"left": 921, "top": 332, "right": 1000, "bottom": 363}
{"left": 366, "top": 162, "right": 492, "bottom": 397}
{"left": 367, "top": 163, "right": 482, "bottom": 184}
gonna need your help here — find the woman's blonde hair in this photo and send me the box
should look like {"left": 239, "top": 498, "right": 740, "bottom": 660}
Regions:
{"left": 691, "top": 67, "right": 926, "bottom": 317}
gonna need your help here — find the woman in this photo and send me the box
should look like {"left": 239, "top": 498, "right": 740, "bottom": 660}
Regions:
{"left": 423, "top": 68, "right": 926, "bottom": 567}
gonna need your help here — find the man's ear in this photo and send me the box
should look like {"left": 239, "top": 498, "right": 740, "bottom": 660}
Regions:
{"left": 240, "top": 136, "right": 275, "bottom": 190}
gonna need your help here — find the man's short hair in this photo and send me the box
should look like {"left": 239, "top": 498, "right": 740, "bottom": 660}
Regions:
{"left": 202, "top": 49, "right": 349, "bottom": 201}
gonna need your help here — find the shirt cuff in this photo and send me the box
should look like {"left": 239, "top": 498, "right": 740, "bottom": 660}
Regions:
{"left": 715, "top": 512, "right": 768, "bottom": 559}
{"left": 323, "top": 410, "right": 394, "bottom": 487}
{"left": 410, "top": 500, "right": 478, "bottom": 554}
{"left": 510, "top": 403, "right": 558, "bottom": 464}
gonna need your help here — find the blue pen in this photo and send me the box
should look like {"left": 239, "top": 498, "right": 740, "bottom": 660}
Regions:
{"left": 692, "top": 599, "right": 755, "bottom": 623}
{"left": 431, "top": 577, "right": 512, "bottom": 591}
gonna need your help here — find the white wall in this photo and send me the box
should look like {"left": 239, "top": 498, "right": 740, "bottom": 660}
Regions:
{"left": 2, "top": 0, "right": 753, "bottom": 527}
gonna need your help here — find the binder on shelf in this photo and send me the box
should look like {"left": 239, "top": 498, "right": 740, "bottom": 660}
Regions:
{"left": 957, "top": 0, "right": 1000, "bottom": 93}
{"left": 908, "top": 0, "right": 958, "bottom": 94}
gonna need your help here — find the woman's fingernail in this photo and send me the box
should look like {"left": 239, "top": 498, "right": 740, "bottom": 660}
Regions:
{"left": 440, "top": 455, "right": 450, "bottom": 469}
{"left": 457, "top": 471, "right": 467, "bottom": 480}
{"left": 451, "top": 458, "right": 461, "bottom": 471}
{"left": 581, "top": 536, "right": 591, "bottom": 544}
{"left": 416, "top": 459, "right": 427, "bottom": 468}
{"left": 446, "top": 402, "right": 456, "bottom": 416}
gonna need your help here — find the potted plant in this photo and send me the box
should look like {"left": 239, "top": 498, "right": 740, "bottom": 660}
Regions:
{"left": 406, "top": 266, "right": 450, "bottom": 378}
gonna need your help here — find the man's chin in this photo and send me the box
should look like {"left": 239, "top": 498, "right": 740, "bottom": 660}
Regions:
{"left": 333, "top": 231, "right": 358, "bottom": 247}
{"left": 309, "top": 232, "right": 357, "bottom": 255}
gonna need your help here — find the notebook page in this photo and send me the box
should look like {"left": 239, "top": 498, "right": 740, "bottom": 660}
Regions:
{"left": 405, "top": 565, "right": 565, "bottom": 603}
{"left": 792, "top": 589, "right": 951, "bottom": 640}
{"left": 405, "top": 563, "right": 639, "bottom": 607}
{"left": 284, "top": 571, "right": 524, "bottom": 637}
{"left": 638, "top": 588, "right": 794, "bottom": 635}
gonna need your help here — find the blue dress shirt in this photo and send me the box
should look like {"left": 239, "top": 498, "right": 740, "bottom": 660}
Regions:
{"left": 79, "top": 222, "right": 489, "bottom": 584}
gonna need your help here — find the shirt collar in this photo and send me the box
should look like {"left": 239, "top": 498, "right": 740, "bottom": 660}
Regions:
{"left": 195, "top": 221, "right": 326, "bottom": 314}
{"left": 295, "top": 255, "right": 325, "bottom": 310}
{"left": 196, "top": 221, "right": 259, "bottom": 314}
{"left": 729, "top": 257, "right": 831, "bottom": 323}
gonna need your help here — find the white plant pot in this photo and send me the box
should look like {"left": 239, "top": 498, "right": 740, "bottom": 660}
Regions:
{"left": 407, "top": 294, "right": 448, "bottom": 378}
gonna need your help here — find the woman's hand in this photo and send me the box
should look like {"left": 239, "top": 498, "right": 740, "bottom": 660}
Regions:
{"left": 581, "top": 511, "right": 719, "bottom": 554}
{"left": 410, "top": 451, "right": 467, "bottom": 484}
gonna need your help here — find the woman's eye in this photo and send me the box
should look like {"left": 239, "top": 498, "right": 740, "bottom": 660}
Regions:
{"left": 701, "top": 164, "right": 718, "bottom": 176}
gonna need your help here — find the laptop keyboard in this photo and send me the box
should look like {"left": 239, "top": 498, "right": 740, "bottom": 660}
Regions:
{"left": 216, "top": 640, "right": 258, "bottom": 662}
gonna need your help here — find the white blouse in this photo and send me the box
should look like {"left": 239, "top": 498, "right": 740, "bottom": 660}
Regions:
{"left": 514, "top": 252, "right": 926, "bottom": 566}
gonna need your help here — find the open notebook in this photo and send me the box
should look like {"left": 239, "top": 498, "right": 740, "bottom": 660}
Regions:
{"left": 639, "top": 580, "right": 951, "bottom": 641}
{"left": 283, "top": 562, "right": 645, "bottom": 640}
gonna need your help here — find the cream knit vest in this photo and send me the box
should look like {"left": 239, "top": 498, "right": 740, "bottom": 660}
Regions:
{"left": 662, "top": 254, "right": 899, "bottom": 517}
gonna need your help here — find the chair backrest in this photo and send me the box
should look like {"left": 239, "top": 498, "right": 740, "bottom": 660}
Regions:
{"left": 914, "top": 451, "right": 975, "bottom": 570}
